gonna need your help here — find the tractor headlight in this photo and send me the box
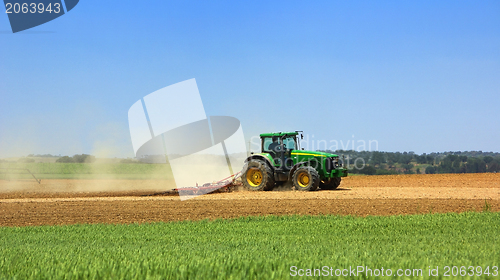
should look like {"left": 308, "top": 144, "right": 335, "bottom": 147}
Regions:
{"left": 332, "top": 157, "right": 340, "bottom": 168}
{"left": 326, "top": 157, "right": 339, "bottom": 171}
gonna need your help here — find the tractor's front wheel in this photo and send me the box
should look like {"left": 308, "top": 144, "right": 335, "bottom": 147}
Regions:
{"left": 292, "top": 166, "right": 320, "bottom": 191}
{"left": 242, "top": 160, "right": 275, "bottom": 191}
{"left": 320, "top": 177, "right": 341, "bottom": 190}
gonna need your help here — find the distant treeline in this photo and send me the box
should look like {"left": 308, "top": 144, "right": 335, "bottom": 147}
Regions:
{"left": 321, "top": 150, "right": 500, "bottom": 175}
{"left": 8, "top": 151, "right": 500, "bottom": 176}
{"left": 56, "top": 154, "right": 96, "bottom": 163}
{"left": 27, "top": 154, "right": 60, "bottom": 157}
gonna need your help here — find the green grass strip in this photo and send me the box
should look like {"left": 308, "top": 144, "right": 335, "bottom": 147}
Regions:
{"left": 0, "top": 213, "right": 498, "bottom": 279}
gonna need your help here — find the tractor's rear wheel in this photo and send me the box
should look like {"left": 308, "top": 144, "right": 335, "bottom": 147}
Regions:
{"left": 242, "top": 160, "right": 275, "bottom": 191}
{"left": 292, "top": 166, "right": 320, "bottom": 191}
{"left": 320, "top": 177, "right": 341, "bottom": 190}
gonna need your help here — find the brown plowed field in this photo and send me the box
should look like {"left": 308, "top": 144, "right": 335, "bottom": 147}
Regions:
{"left": 0, "top": 173, "right": 499, "bottom": 227}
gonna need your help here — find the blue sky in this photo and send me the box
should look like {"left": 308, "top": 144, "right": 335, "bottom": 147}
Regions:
{"left": 1, "top": 0, "right": 499, "bottom": 157}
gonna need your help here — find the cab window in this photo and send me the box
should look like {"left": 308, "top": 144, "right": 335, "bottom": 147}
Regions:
{"left": 282, "top": 137, "right": 296, "bottom": 150}
{"left": 263, "top": 137, "right": 275, "bottom": 152}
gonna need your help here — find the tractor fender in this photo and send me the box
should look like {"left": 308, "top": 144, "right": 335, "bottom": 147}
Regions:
{"left": 244, "top": 154, "right": 275, "bottom": 171}
{"left": 288, "top": 161, "right": 309, "bottom": 181}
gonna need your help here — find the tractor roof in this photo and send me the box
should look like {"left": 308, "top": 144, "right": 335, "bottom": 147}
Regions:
{"left": 260, "top": 132, "right": 299, "bottom": 137}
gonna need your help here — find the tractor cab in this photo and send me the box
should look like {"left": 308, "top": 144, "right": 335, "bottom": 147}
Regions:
{"left": 260, "top": 132, "right": 301, "bottom": 171}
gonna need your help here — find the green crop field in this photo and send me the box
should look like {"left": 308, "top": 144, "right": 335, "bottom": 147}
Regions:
{"left": 0, "top": 162, "right": 174, "bottom": 180}
{"left": 0, "top": 212, "right": 498, "bottom": 279}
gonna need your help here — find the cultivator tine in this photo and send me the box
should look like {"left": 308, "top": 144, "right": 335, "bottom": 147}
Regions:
{"left": 0, "top": 168, "right": 41, "bottom": 184}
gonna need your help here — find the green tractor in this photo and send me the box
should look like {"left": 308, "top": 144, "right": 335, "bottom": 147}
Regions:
{"left": 242, "top": 131, "right": 348, "bottom": 191}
